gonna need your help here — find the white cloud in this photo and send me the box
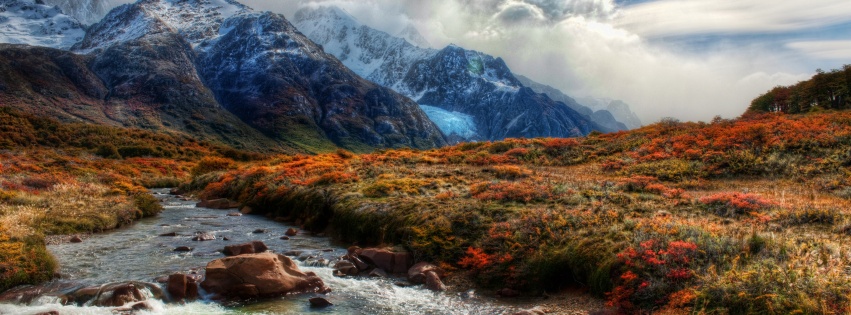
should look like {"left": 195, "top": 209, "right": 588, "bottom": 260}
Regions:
{"left": 615, "top": 0, "right": 851, "bottom": 37}
{"left": 787, "top": 40, "right": 851, "bottom": 60}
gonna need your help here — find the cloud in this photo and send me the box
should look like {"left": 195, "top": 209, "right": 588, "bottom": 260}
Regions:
{"left": 786, "top": 40, "right": 851, "bottom": 60}
{"left": 615, "top": 0, "right": 851, "bottom": 37}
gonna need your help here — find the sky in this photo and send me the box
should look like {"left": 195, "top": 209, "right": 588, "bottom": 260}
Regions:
{"left": 106, "top": 0, "right": 851, "bottom": 123}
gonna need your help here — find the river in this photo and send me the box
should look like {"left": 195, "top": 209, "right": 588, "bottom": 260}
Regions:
{"left": 0, "top": 189, "right": 527, "bottom": 315}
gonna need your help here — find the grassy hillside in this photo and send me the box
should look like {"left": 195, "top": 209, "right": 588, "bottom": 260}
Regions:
{"left": 191, "top": 111, "right": 851, "bottom": 313}
{"left": 0, "top": 108, "right": 258, "bottom": 291}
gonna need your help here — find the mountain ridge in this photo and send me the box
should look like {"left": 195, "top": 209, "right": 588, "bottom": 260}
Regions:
{"left": 293, "top": 6, "right": 611, "bottom": 141}
{"left": 0, "top": 0, "right": 447, "bottom": 152}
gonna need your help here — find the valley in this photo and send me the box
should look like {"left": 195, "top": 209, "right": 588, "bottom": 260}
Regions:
{"left": 0, "top": 0, "right": 850, "bottom": 314}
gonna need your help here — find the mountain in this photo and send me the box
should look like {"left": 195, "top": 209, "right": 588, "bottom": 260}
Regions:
{"left": 293, "top": 6, "right": 609, "bottom": 141}
{"left": 0, "top": 0, "right": 446, "bottom": 152}
{"left": 576, "top": 97, "right": 643, "bottom": 129}
{"left": 42, "top": 0, "right": 113, "bottom": 25}
{"left": 0, "top": 0, "right": 85, "bottom": 49}
{"left": 515, "top": 74, "right": 629, "bottom": 131}
{"left": 396, "top": 24, "right": 430, "bottom": 48}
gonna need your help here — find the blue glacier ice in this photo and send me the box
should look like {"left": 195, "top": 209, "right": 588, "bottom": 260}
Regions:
{"left": 419, "top": 105, "right": 477, "bottom": 139}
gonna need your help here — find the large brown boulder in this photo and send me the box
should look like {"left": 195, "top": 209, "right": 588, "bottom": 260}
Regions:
{"left": 360, "top": 248, "right": 412, "bottom": 274}
{"left": 424, "top": 271, "right": 446, "bottom": 292}
{"left": 222, "top": 241, "right": 268, "bottom": 256}
{"left": 333, "top": 260, "right": 358, "bottom": 277}
{"left": 407, "top": 262, "right": 445, "bottom": 284}
{"left": 90, "top": 282, "right": 164, "bottom": 307}
{"left": 200, "top": 253, "right": 329, "bottom": 299}
{"left": 167, "top": 274, "right": 199, "bottom": 302}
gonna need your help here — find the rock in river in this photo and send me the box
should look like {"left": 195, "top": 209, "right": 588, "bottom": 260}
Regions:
{"left": 200, "top": 252, "right": 329, "bottom": 299}
{"left": 192, "top": 232, "right": 216, "bottom": 241}
{"left": 222, "top": 241, "right": 268, "bottom": 256}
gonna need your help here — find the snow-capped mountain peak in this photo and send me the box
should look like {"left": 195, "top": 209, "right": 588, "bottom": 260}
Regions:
{"left": 0, "top": 0, "right": 85, "bottom": 49}
{"left": 396, "top": 24, "right": 429, "bottom": 48}
{"left": 140, "top": 0, "right": 248, "bottom": 46}
{"left": 293, "top": 5, "right": 437, "bottom": 85}
{"left": 75, "top": 0, "right": 250, "bottom": 52}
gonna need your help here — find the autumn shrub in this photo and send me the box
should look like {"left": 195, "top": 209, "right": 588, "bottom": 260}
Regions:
{"left": 117, "top": 145, "right": 158, "bottom": 158}
{"left": 489, "top": 165, "right": 532, "bottom": 180}
{"left": 627, "top": 159, "right": 705, "bottom": 182}
{"left": 698, "top": 192, "right": 777, "bottom": 218}
{"left": 470, "top": 181, "right": 553, "bottom": 203}
{"left": 0, "top": 231, "right": 57, "bottom": 292}
{"left": 362, "top": 178, "right": 430, "bottom": 198}
{"left": 139, "top": 176, "right": 182, "bottom": 188}
{"left": 601, "top": 159, "right": 627, "bottom": 172}
{"left": 133, "top": 193, "right": 163, "bottom": 218}
{"left": 304, "top": 171, "right": 359, "bottom": 186}
{"left": 487, "top": 141, "right": 515, "bottom": 154}
{"left": 608, "top": 239, "right": 700, "bottom": 311}
{"left": 95, "top": 144, "right": 121, "bottom": 159}
{"left": 776, "top": 207, "right": 841, "bottom": 226}
{"left": 191, "top": 156, "right": 235, "bottom": 176}
{"left": 541, "top": 138, "right": 580, "bottom": 155}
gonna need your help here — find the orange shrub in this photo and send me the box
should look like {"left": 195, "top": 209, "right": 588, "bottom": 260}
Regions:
{"left": 470, "top": 181, "right": 553, "bottom": 203}
{"left": 698, "top": 192, "right": 777, "bottom": 217}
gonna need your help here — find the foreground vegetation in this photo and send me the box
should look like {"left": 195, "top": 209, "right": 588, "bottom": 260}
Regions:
{"left": 4, "top": 83, "right": 851, "bottom": 313}
{"left": 0, "top": 108, "right": 262, "bottom": 291}
{"left": 190, "top": 111, "right": 851, "bottom": 313}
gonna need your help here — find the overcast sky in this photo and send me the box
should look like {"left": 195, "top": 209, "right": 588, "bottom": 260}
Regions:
{"left": 110, "top": 0, "right": 851, "bottom": 123}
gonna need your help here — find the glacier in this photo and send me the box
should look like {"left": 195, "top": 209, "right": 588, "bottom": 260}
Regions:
{"left": 419, "top": 105, "right": 477, "bottom": 139}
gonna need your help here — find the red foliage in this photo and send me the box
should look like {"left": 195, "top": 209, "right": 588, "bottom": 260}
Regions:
{"left": 609, "top": 239, "right": 700, "bottom": 310}
{"left": 458, "top": 247, "right": 494, "bottom": 270}
{"left": 699, "top": 192, "right": 777, "bottom": 216}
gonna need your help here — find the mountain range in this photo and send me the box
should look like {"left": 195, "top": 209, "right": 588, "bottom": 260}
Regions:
{"left": 0, "top": 0, "right": 641, "bottom": 152}
{"left": 293, "top": 6, "right": 642, "bottom": 142}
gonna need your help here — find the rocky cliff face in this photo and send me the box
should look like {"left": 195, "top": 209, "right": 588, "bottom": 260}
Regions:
{"left": 294, "top": 6, "right": 607, "bottom": 141}
{"left": 196, "top": 11, "right": 445, "bottom": 150}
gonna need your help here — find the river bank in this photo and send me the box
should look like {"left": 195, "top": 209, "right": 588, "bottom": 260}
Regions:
{"left": 0, "top": 189, "right": 604, "bottom": 314}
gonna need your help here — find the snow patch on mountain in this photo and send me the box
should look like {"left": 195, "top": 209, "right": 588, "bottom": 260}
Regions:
{"left": 420, "top": 104, "right": 477, "bottom": 139}
{"left": 42, "top": 0, "right": 112, "bottom": 25}
{"left": 0, "top": 0, "right": 85, "bottom": 49}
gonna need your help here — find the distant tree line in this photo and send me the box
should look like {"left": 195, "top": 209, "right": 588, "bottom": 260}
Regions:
{"left": 749, "top": 65, "right": 851, "bottom": 114}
